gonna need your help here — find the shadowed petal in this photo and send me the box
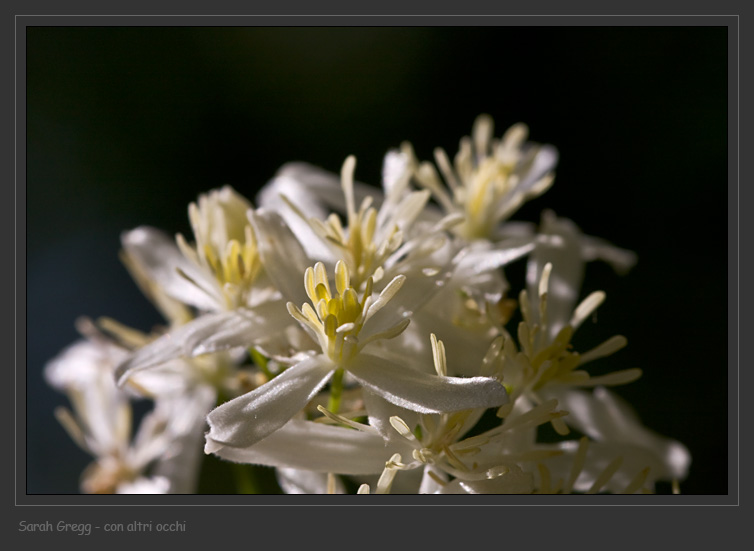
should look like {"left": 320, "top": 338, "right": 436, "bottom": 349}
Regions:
{"left": 526, "top": 211, "right": 585, "bottom": 339}
{"left": 248, "top": 209, "right": 312, "bottom": 307}
{"left": 540, "top": 386, "right": 691, "bottom": 482}
{"left": 115, "top": 301, "right": 290, "bottom": 386}
{"left": 121, "top": 226, "right": 221, "bottom": 311}
{"left": 493, "top": 144, "right": 559, "bottom": 222}
{"left": 208, "top": 418, "right": 410, "bottom": 476}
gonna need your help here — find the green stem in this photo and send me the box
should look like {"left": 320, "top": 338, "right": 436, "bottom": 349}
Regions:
{"left": 327, "top": 368, "right": 345, "bottom": 414}
{"left": 249, "top": 347, "right": 273, "bottom": 380}
{"left": 232, "top": 463, "right": 259, "bottom": 494}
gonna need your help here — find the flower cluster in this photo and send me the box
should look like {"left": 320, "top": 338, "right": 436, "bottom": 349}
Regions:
{"left": 45, "top": 114, "right": 690, "bottom": 494}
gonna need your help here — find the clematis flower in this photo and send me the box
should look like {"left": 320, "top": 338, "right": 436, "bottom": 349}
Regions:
{"left": 353, "top": 336, "right": 567, "bottom": 494}
{"left": 204, "top": 260, "right": 509, "bottom": 455}
{"left": 44, "top": 111, "right": 691, "bottom": 496}
{"left": 486, "top": 212, "right": 642, "bottom": 417}
{"left": 405, "top": 113, "right": 558, "bottom": 241}
{"left": 51, "top": 230, "right": 248, "bottom": 494}
{"left": 535, "top": 386, "right": 691, "bottom": 492}
{"left": 45, "top": 327, "right": 178, "bottom": 494}
{"left": 258, "top": 154, "right": 463, "bottom": 292}
{"left": 114, "top": 187, "right": 312, "bottom": 384}
{"left": 123, "top": 186, "right": 274, "bottom": 313}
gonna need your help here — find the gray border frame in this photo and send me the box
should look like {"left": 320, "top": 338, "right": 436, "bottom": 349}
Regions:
{"left": 9, "top": 6, "right": 747, "bottom": 546}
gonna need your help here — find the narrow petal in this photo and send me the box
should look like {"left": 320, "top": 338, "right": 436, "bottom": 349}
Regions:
{"left": 121, "top": 226, "right": 221, "bottom": 311}
{"left": 276, "top": 467, "right": 346, "bottom": 494}
{"left": 437, "top": 466, "right": 534, "bottom": 494}
{"left": 361, "top": 388, "right": 420, "bottom": 442}
{"left": 538, "top": 440, "right": 671, "bottom": 494}
{"left": 150, "top": 385, "right": 217, "bottom": 494}
{"left": 256, "top": 162, "right": 380, "bottom": 264}
{"left": 453, "top": 237, "right": 536, "bottom": 278}
{"left": 418, "top": 465, "right": 448, "bottom": 494}
{"left": 540, "top": 386, "right": 691, "bottom": 481}
{"left": 115, "top": 301, "right": 290, "bottom": 385}
{"left": 208, "top": 418, "right": 408, "bottom": 475}
{"left": 258, "top": 161, "right": 379, "bottom": 216}
{"left": 248, "top": 209, "right": 312, "bottom": 306}
{"left": 205, "top": 355, "right": 335, "bottom": 450}
{"left": 362, "top": 262, "right": 453, "bottom": 342}
{"left": 347, "top": 353, "right": 508, "bottom": 414}
{"left": 526, "top": 211, "right": 585, "bottom": 340}
{"left": 494, "top": 144, "right": 559, "bottom": 221}
{"left": 579, "top": 235, "right": 638, "bottom": 275}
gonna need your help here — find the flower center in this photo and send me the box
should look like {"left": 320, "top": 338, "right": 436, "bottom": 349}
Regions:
{"left": 459, "top": 157, "right": 518, "bottom": 239}
{"left": 176, "top": 186, "right": 263, "bottom": 309}
{"left": 282, "top": 155, "right": 435, "bottom": 291}
{"left": 287, "top": 260, "right": 408, "bottom": 365}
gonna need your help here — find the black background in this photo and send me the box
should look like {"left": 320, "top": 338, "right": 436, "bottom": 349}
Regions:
{"left": 26, "top": 26, "right": 729, "bottom": 495}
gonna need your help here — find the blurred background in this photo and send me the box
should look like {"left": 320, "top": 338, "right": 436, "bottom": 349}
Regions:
{"left": 26, "top": 26, "right": 729, "bottom": 495}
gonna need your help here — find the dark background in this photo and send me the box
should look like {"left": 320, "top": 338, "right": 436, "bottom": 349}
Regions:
{"left": 26, "top": 26, "right": 729, "bottom": 495}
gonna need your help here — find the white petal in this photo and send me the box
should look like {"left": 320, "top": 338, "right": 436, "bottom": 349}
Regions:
{"left": 115, "top": 301, "right": 290, "bottom": 385}
{"left": 121, "top": 226, "right": 221, "bottom": 311}
{"left": 540, "top": 386, "right": 691, "bottom": 481}
{"left": 419, "top": 465, "right": 448, "bottom": 494}
{"left": 150, "top": 385, "right": 217, "bottom": 494}
{"left": 205, "top": 355, "right": 335, "bottom": 450}
{"left": 381, "top": 149, "right": 412, "bottom": 199}
{"left": 494, "top": 144, "right": 559, "bottom": 221}
{"left": 492, "top": 220, "right": 537, "bottom": 241}
{"left": 116, "top": 476, "right": 171, "bottom": 494}
{"left": 517, "top": 144, "right": 559, "bottom": 193}
{"left": 276, "top": 467, "right": 346, "bottom": 494}
{"left": 526, "top": 211, "right": 585, "bottom": 339}
{"left": 539, "top": 440, "right": 670, "bottom": 493}
{"left": 362, "top": 263, "right": 453, "bottom": 342}
{"left": 209, "top": 418, "right": 407, "bottom": 475}
{"left": 347, "top": 353, "right": 508, "bottom": 414}
{"left": 248, "top": 209, "right": 312, "bottom": 306}
{"left": 258, "top": 161, "right": 379, "bottom": 216}
{"left": 361, "top": 389, "right": 420, "bottom": 442}
{"left": 257, "top": 162, "right": 378, "bottom": 263}
{"left": 454, "top": 237, "right": 536, "bottom": 278}
{"left": 579, "top": 235, "right": 638, "bottom": 275}
{"left": 45, "top": 338, "right": 128, "bottom": 391}
{"left": 437, "top": 467, "right": 534, "bottom": 494}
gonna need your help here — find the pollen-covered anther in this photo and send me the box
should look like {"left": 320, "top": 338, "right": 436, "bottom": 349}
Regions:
{"left": 177, "top": 185, "right": 261, "bottom": 309}
{"left": 288, "top": 260, "right": 408, "bottom": 364}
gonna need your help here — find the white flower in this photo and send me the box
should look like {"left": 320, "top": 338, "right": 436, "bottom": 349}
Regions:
{"left": 488, "top": 212, "right": 641, "bottom": 412}
{"left": 46, "top": 318, "right": 222, "bottom": 494}
{"left": 355, "top": 336, "right": 570, "bottom": 494}
{"left": 204, "top": 260, "right": 509, "bottom": 455}
{"left": 123, "top": 186, "right": 274, "bottom": 313}
{"left": 535, "top": 386, "right": 691, "bottom": 492}
{"left": 114, "top": 192, "right": 315, "bottom": 384}
{"left": 406, "top": 114, "right": 558, "bottom": 241}
{"left": 45, "top": 335, "right": 174, "bottom": 494}
{"left": 44, "top": 110, "right": 692, "bottom": 496}
{"left": 259, "top": 155, "right": 462, "bottom": 291}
